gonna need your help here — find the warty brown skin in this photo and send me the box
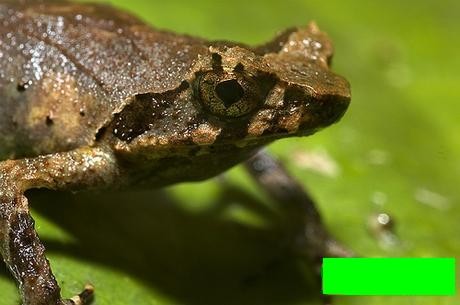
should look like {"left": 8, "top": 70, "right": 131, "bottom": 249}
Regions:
{"left": 0, "top": 0, "right": 351, "bottom": 304}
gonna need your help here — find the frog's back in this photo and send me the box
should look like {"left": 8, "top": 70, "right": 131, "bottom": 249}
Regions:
{"left": 0, "top": 0, "right": 207, "bottom": 159}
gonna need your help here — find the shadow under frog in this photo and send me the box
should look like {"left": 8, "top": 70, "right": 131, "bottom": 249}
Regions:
{"left": 0, "top": 183, "right": 321, "bottom": 305}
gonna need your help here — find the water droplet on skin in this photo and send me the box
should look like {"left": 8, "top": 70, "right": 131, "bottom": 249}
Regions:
{"left": 302, "top": 38, "right": 311, "bottom": 46}
{"left": 312, "top": 41, "right": 322, "bottom": 49}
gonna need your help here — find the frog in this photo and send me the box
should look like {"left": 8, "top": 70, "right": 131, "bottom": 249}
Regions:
{"left": 0, "top": 1, "right": 351, "bottom": 304}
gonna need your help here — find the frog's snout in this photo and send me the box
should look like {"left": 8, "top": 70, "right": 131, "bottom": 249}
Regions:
{"left": 279, "top": 86, "right": 350, "bottom": 135}
{"left": 304, "top": 93, "right": 350, "bottom": 129}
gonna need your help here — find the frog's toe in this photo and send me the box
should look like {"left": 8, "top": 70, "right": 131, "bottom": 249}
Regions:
{"left": 63, "top": 284, "right": 95, "bottom": 305}
{"left": 325, "top": 238, "right": 355, "bottom": 258}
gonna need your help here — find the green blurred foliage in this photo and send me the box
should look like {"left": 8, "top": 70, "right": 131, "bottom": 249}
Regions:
{"left": 1, "top": 0, "right": 459, "bottom": 304}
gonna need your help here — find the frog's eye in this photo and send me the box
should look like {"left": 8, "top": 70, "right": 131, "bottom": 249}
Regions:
{"left": 196, "top": 72, "right": 263, "bottom": 118}
{"left": 215, "top": 79, "right": 245, "bottom": 108}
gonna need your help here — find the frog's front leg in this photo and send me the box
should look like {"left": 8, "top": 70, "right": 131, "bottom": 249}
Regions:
{"left": 244, "top": 151, "right": 353, "bottom": 265}
{"left": 0, "top": 146, "right": 119, "bottom": 305}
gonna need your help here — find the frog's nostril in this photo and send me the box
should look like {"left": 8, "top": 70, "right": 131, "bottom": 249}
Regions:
{"left": 302, "top": 95, "right": 350, "bottom": 130}
{"left": 215, "top": 79, "right": 244, "bottom": 107}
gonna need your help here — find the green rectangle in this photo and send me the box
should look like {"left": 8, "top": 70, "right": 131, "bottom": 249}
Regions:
{"left": 322, "top": 258, "right": 456, "bottom": 295}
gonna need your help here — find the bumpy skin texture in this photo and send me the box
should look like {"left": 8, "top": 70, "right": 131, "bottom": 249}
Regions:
{"left": 0, "top": 0, "right": 209, "bottom": 158}
{"left": 0, "top": 0, "right": 350, "bottom": 304}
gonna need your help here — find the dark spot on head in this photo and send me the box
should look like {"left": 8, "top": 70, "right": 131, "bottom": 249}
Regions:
{"left": 45, "top": 116, "right": 53, "bottom": 126}
{"left": 233, "top": 63, "right": 244, "bottom": 73}
{"left": 215, "top": 79, "right": 244, "bottom": 107}
{"left": 112, "top": 93, "right": 167, "bottom": 142}
{"left": 112, "top": 83, "right": 188, "bottom": 142}
{"left": 95, "top": 126, "right": 107, "bottom": 141}
{"left": 211, "top": 53, "right": 223, "bottom": 71}
{"left": 79, "top": 110, "right": 86, "bottom": 117}
{"left": 254, "top": 72, "right": 278, "bottom": 98}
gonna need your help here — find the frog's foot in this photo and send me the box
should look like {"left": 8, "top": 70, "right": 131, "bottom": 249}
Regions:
{"left": 324, "top": 238, "right": 354, "bottom": 258}
{"left": 244, "top": 151, "right": 354, "bottom": 265}
{"left": 63, "top": 285, "right": 95, "bottom": 305}
{"left": 245, "top": 151, "right": 354, "bottom": 305}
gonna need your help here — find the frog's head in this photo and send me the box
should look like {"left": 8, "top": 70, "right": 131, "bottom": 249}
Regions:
{"left": 199, "top": 22, "right": 351, "bottom": 142}
{"left": 113, "top": 23, "right": 350, "bottom": 184}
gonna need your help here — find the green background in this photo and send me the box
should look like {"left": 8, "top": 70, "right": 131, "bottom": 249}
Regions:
{"left": 1, "top": 0, "right": 459, "bottom": 304}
